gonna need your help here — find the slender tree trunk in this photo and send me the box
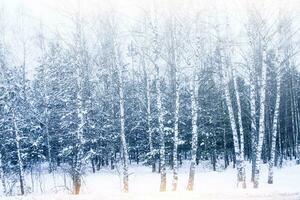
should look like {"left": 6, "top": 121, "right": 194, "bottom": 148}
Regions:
{"left": 118, "top": 67, "right": 129, "bottom": 193}
{"left": 222, "top": 64, "right": 243, "bottom": 188}
{"left": 172, "top": 81, "right": 180, "bottom": 191}
{"left": 268, "top": 59, "right": 282, "bottom": 184}
{"left": 250, "top": 69, "right": 257, "bottom": 182}
{"left": 254, "top": 46, "right": 268, "bottom": 188}
{"left": 232, "top": 67, "right": 246, "bottom": 188}
{"left": 186, "top": 80, "right": 198, "bottom": 191}
{"left": 72, "top": 170, "right": 81, "bottom": 195}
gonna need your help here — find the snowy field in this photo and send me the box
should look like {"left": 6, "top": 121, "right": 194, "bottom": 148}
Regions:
{"left": 2, "top": 161, "right": 300, "bottom": 200}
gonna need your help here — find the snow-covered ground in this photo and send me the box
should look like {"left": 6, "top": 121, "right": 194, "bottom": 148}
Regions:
{"left": 2, "top": 161, "right": 300, "bottom": 199}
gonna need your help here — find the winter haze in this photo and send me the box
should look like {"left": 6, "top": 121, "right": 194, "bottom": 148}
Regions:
{"left": 0, "top": 0, "right": 300, "bottom": 199}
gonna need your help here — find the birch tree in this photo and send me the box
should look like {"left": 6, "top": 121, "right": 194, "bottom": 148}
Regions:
{"left": 70, "top": 8, "right": 89, "bottom": 194}
{"left": 117, "top": 50, "right": 130, "bottom": 192}
{"left": 267, "top": 49, "right": 282, "bottom": 184}
{"left": 253, "top": 44, "right": 268, "bottom": 188}
{"left": 232, "top": 66, "right": 246, "bottom": 188}
{"left": 186, "top": 77, "right": 198, "bottom": 191}
{"left": 268, "top": 13, "right": 294, "bottom": 183}
{"left": 172, "top": 78, "right": 179, "bottom": 191}
{"left": 219, "top": 43, "right": 245, "bottom": 188}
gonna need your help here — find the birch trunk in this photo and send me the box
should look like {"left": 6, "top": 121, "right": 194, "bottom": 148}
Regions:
{"left": 268, "top": 57, "right": 282, "bottom": 184}
{"left": 250, "top": 69, "right": 257, "bottom": 182}
{"left": 254, "top": 46, "right": 268, "bottom": 188}
{"left": 172, "top": 80, "right": 179, "bottom": 191}
{"left": 12, "top": 108, "right": 25, "bottom": 195}
{"left": 186, "top": 79, "right": 198, "bottom": 191}
{"left": 156, "top": 66, "right": 166, "bottom": 192}
{"left": 222, "top": 66, "right": 243, "bottom": 188}
{"left": 232, "top": 67, "right": 246, "bottom": 188}
{"left": 118, "top": 67, "right": 129, "bottom": 192}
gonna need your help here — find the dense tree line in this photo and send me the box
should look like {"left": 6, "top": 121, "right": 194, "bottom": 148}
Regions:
{"left": 0, "top": 0, "right": 299, "bottom": 196}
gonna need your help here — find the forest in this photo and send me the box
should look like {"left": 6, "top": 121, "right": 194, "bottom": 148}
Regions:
{"left": 0, "top": 0, "right": 299, "bottom": 198}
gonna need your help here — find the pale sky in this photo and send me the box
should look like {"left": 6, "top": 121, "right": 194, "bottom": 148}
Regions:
{"left": 1, "top": 0, "right": 299, "bottom": 78}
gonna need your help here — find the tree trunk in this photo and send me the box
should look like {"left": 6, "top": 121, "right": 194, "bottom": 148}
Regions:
{"left": 232, "top": 67, "right": 246, "bottom": 188}
{"left": 250, "top": 58, "right": 258, "bottom": 183}
{"left": 172, "top": 80, "right": 180, "bottom": 191}
{"left": 186, "top": 80, "right": 198, "bottom": 191}
{"left": 254, "top": 46, "right": 268, "bottom": 188}
{"left": 72, "top": 171, "right": 81, "bottom": 195}
{"left": 118, "top": 67, "right": 129, "bottom": 193}
{"left": 222, "top": 64, "right": 243, "bottom": 188}
{"left": 268, "top": 57, "right": 281, "bottom": 184}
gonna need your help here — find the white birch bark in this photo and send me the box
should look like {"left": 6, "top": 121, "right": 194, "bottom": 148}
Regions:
{"left": 169, "top": 18, "right": 179, "bottom": 190}
{"left": 172, "top": 80, "right": 179, "bottom": 191}
{"left": 222, "top": 64, "right": 243, "bottom": 188}
{"left": 186, "top": 79, "right": 198, "bottom": 191}
{"left": 254, "top": 46, "right": 268, "bottom": 188}
{"left": 118, "top": 66, "right": 129, "bottom": 192}
{"left": 268, "top": 55, "right": 282, "bottom": 184}
{"left": 250, "top": 67, "right": 257, "bottom": 182}
{"left": 71, "top": 12, "right": 86, "bottom": 194}
{"left": 232, "top": 67, "right": 246, "bottom": 188}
